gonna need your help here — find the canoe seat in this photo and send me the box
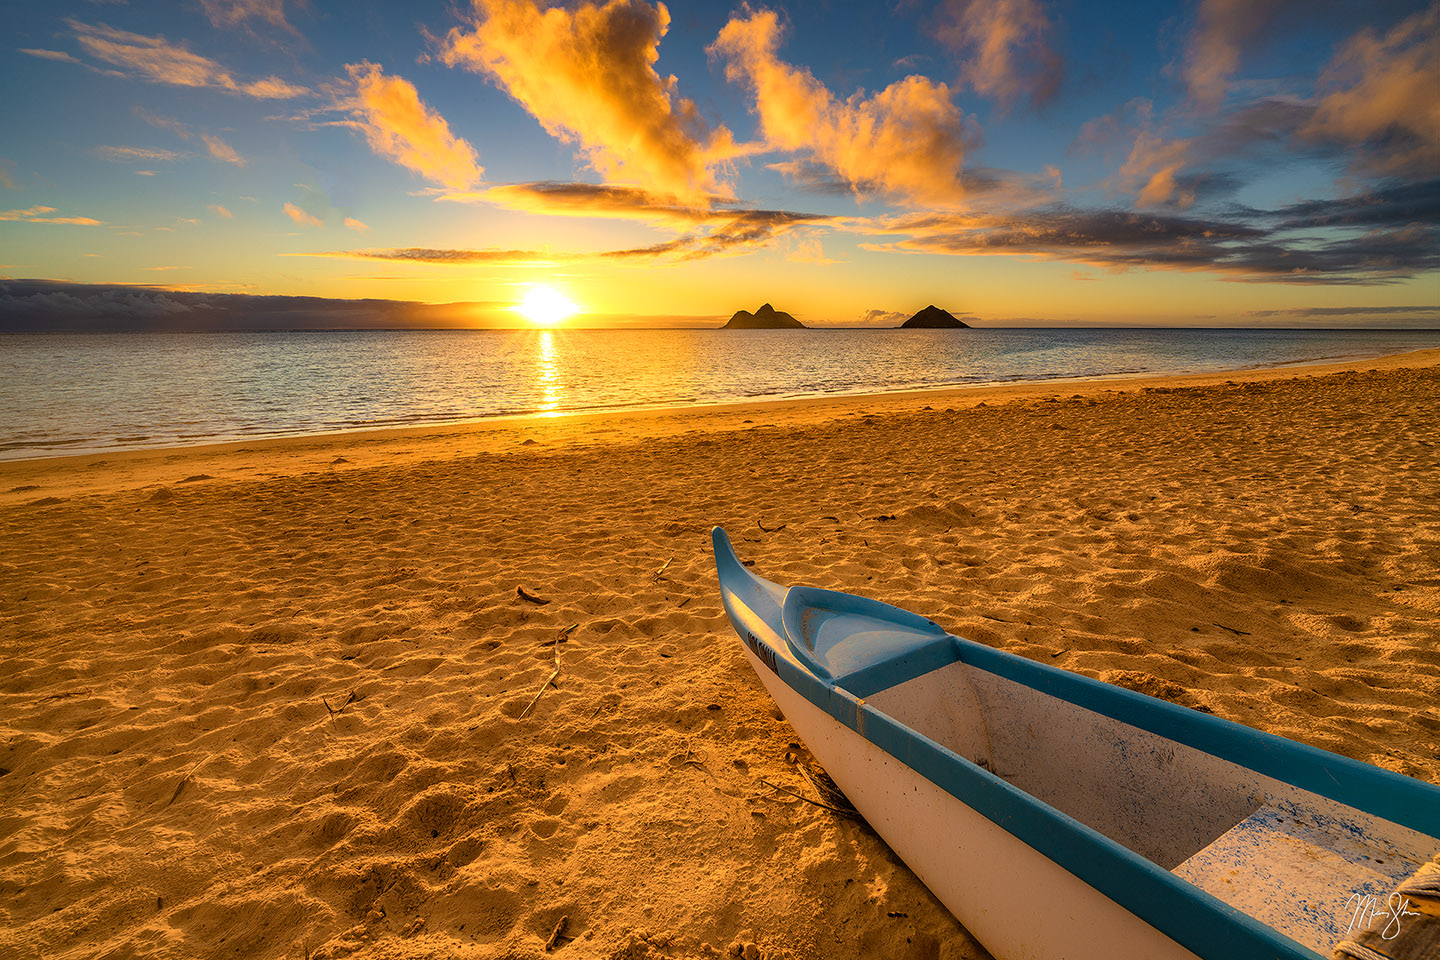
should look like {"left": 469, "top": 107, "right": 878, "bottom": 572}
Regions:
{"left": 781, "top": 586, "right": 959, "bottom": 698}
{"left": 1171, "top": 804, "right": 1420, "bottom": 954}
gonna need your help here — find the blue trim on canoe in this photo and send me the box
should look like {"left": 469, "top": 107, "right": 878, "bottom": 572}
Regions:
{"left": 710, "top": 527, "right": 1440, "bottom": 960}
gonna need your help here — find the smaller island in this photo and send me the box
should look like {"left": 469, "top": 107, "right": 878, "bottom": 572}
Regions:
{"left": 900, "top": 305, "right": 970, "bottom": 329}
{"left": 721, "top": 303, "right": 805, "bottom": 329}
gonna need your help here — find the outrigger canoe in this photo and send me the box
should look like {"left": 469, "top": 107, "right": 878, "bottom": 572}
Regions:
{"left": 711, "top": 527, "right": 1440, "bottom": 960}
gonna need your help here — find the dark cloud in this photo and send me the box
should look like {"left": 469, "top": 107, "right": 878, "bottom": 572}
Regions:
{"left": 867, "top": 178, "right": 1440, "bottom": 282}
{"left": 0, "top": 279, "right": 506, "bottom": 332}
{"left": 1249, "top": 304, "right": 1440, "bottom": 317}
{"left": 1268, "top": 177, "right": 1440, "bottom": 229}
{"left": 314, "top": 207, "right": 833, "bottom": 266}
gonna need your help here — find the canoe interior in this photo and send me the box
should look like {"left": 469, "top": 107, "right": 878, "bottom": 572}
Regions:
{"left": 865, "top": 659, "right": 1434, "bottom": 954}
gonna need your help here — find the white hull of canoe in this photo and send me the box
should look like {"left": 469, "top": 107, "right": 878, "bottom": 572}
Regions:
{"left": 740, "top": 641, "right": 1204, "bottom": 960}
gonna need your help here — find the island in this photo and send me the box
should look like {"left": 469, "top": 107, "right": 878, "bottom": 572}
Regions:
{"left": 721, "top": 303, "right": 806, "bottom": 329}
{"left": 900, "top": 305, "right": 970, "bottom": 329}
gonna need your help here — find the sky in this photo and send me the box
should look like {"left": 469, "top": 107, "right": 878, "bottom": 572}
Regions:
{"left": 1, "top": 0, "right": 1437, "bottom": 328}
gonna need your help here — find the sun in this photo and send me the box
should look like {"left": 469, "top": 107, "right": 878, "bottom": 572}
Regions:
{"left": 516, "top": 285, "right": 578, "bottom": 326}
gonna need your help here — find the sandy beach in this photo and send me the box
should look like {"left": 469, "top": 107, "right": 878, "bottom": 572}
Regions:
{"left": 2, "top": 349, "right": 1438, "bottom": 960}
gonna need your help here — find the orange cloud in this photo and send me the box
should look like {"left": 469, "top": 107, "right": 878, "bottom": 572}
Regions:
{"left": 0, "top": 205, "right": 104, "bottom": 225}
{"left": 19, "top": 48, "right": 81, "bottom": 63}
{"left": 1304, "top": 3, "right": 1440, "bottom": 176}
{"left": 938, "top": 0, "right": 1062, "bottom": 107}
{"left": 442, "top": 0, "right": 735, "bottom": 203}
{"left": 68, "top": 20, "right": 308, "bottom": 98}
{"left": 202, "top": 134, "right": 245, "bottom": 165}
{"left": 209, "top": 203, "right": 233, "bottom": 218}
{"left": 199, "top": 0, "right": 299, "bottom": 36}
{"left": 343, "top": 217, "right": 369, "bottom": 231}
{"left": 710, "top": 9, "right": 969, "bottom": 208}
{"left": 283, "top": 201, "right": 322, "bottom": 226}
{"left": 346, "top": 62, "right": 483, "bottom": 190}
{"left": 458, "top": 181, "right": 717, "bottom": 226}
{"left": 96, "top": 145, "right": 187, "bottom": 162}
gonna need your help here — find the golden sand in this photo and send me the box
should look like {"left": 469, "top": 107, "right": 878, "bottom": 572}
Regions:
{"left": 2, "top": 350, "right": 1438, "bottom": 959}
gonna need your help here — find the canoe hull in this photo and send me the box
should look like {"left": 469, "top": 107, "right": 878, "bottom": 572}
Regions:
{"left": 740, "top": 639, "right": 1203, "bottom": 960}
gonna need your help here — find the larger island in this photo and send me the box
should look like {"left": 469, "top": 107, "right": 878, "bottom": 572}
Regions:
{"left": 721, "top": 303, "right": 805, "bottom": 329}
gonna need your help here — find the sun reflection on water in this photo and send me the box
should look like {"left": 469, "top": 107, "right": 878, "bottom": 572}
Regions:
{"left": 535, "top": 329, "right": 563, "bottom": 415}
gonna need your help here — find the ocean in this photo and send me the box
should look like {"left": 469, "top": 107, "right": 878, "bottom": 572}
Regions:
{"left": 1, "top": 327, "right": 1436, "bottom": 461}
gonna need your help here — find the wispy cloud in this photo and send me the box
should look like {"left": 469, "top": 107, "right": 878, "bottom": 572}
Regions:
{"left": 441, "top": 0, "right": 736, "bottom": 204}
{"left": 1181, "top": 0, "right": 1283, "bottom": 110}
{"left": 343, "top": 216, "right": 369, "bottom": 231}
{"left": 710, "top": 9, "right": 970, "bottom": 208}
{"left": 96, "top": 145, "right": 188, "bottom": 162}
{"left": 0, "top": 205, "right": 104, "bottom": 226}
{"left": 301, "top": 205, "right": 831, "bottom": 265}
{"left": 282, "top": 201, "right": 322, "bottom": 226}
{"left": 68, "top": 19, "right": 309, "bottom": 97}
{"left": 937, "top": 0, "right": 1062, "bottom": 108}
{"left": 201, "top": 133, "right": 245, "bottom": 165}
{"left": 209, "top": 203, "right": 233, "bottom": 218}
{"left": 1303, "top": 3, "right": 1440, "bottom": 177}
{"left": 198, "top": 0, "right": 301, "bottom": 37}
{"left": 863, "top": 179, "right": 1440, "bottom": 283}
{"left": 344, "top": 62, "right": 483, "bottom": 190}
{"left": 18, "top": 48, "right": 82, "bottom": 63}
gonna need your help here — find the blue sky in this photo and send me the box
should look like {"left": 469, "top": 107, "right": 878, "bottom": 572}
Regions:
{"left": 2, "top": 0, "right": 1436, "bottom": 327}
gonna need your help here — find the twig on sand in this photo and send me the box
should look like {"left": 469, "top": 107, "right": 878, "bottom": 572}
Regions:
{"left": 545, "top": 914, "right": 569, "bottom": 951}
{"left": 537, "top": 623, "right": 579, "bottom": 646}
{"left": 653, "top": 558, "right": 673, "bottom": 582}
{"left": 518, "top": 586, "right": 551, "bottom": 605}
{"left": 165, "top": 754, "right": 210, "bottom": 807}
{"left": 1213, "top": 622, "right": 1252, "bottom": 636}
{"left": 757, "top": 520, "right": 787, "bottom": 533}
{"left": 756, "top": 777, "right": 860, "bottom": 819}
{"left": 519, "top": 641, "right": 561, "bottom": 720}
{"left": 667, "top": 739, "right": 708, "bottom": 769}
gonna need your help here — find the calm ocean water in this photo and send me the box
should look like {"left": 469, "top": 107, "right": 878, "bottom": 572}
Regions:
{"left": 1, "top": 328, "right": 1436, "bottom": 461}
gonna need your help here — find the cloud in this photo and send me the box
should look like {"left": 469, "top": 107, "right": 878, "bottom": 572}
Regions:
{"left": 209, "top": 203, "right": 233, "bottom": 218}
{"left": 282, "top": 201, "right": 322, "bottom": 226}
{"left": 863, "top": 180, "right": 1440, "bottom": 283}
{"left": 857, "top": 308, "right": 906, "bottom": 326}
{"left": 68, "top": 20, "right": 309, "bottom": 97}
{"left": 937, "top": 0, "right": 1062, "bottom": 107}
{"left": 710, "top": 9, "right": 969, "bottom": 207}
{"left": 441, "top": 0, "right": 735, "bottom": 203}
{"left": 444, "top": 179, "right": 834, "bottom": 258}
{"left": 457, "top": 180, "right": 718, "bottom": 225}
{"left": 96, "top": 145, "right": 187, "bottom": 162}
{"left": 0, "top": 161, "right": 16, "bottom": 190}
{"left": 1249, "top": 304, "right": 1440, "bottom": 317}
{"left": 201, "top": 133, "right": 245, "bottom": 165}
{"left": 0, "top": 205, "right": 104, "bottom": 225}
{"left": 343, "top": 216, "right": 369, "bottom": 231}
{"left": 198, "top": 0, "right": 300, "bottom": 36}
{"left": 19, "top": 48, "right": 82, "bottom": 63}
{"left": 1303, "top": 3, "right": 1440, "bottom": 177}
{"left": 136, "top": 108, "right": 193, "bottom": 139}
{"left": 303, "top": 206, "right": 829, "bottom": 265}
{"left": 345, "top": 62, "right": 483, "bottom": 190}
{"left": 0, "top": 279, "right": 520, "bottom": 332}
{"left": 1181, "top": 0, "right": 1282, "bottom": 110}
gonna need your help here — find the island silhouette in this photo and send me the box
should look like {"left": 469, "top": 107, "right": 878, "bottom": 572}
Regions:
{"left": 721, "top": 303, "right": 805, "bottom": 329}
{"left": 900, "top": 305, "right": 970, "bottom": 328}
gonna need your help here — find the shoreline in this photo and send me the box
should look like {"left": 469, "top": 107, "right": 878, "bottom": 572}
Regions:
{"left": 2, "top": 347, "right": 1437, "bottom": 959}
{"left": 3, "top": 338, "right": 1438, "bottom": 468}
{"left": 3, "top": 346, "right": 1437, "bottom": 505}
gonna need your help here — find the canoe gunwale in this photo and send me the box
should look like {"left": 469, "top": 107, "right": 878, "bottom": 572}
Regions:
{"left": 711, "top": 527, "right": 1440, "bottom": 960}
